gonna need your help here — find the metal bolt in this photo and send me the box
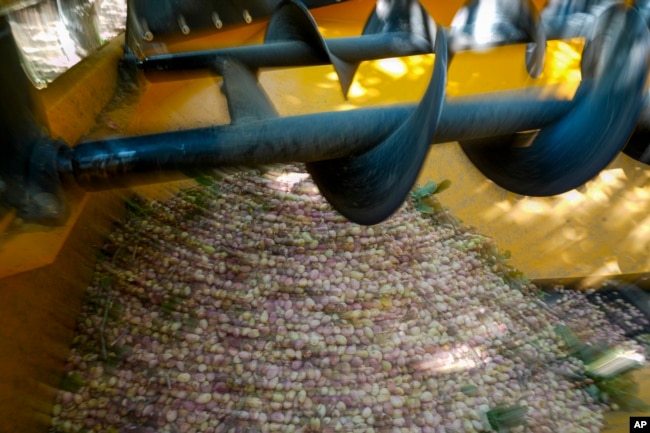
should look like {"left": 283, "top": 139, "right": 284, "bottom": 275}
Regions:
{"left": 141, "top": 19, "right": 153, "bottom": 41}
{"left": 212, "top": 12, "right": 223, "bottom": 29}
{"left": 178, "top": 15, "right": 190, "bottom": 35}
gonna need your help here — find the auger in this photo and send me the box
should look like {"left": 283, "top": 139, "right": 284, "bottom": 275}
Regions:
{"left": 3, "top": 0, "right": 650, "bottom": 226}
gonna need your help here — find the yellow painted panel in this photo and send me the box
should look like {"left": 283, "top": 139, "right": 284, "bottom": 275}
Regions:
{"left": 0, "top": 189, "right": 123, "bottom": 433}
{"left": 32, "top": 35, "right": 125, "bottom": 145}
{"left": 418, "top": 144, "right": 650, "bottom": 281}
{"left": 0, "top": 29, "right": 126, "bottom": 433}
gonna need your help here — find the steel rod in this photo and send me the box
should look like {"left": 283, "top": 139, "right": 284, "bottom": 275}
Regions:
{"left": 138, "top": 33, "right": 432, "bottom": 72}
{"left": 60, "top": 84, "right": 575, "bottom": 190}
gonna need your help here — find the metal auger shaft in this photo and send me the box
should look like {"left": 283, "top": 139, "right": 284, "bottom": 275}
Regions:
{"left": 59, "top": 85, "right": 573, "bottom": 190}
{"left": 137, "top": 32, "right": 431, "bottom": 73}
{"left": 135, "top": 25, "right": 571, "bottom": 77}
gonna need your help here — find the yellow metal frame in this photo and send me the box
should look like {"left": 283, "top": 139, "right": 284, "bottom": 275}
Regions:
{"left": 0, "top": 1, "right": 648, "bottom": 432}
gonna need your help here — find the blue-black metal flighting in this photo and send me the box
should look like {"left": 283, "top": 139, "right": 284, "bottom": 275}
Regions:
{"left": 357, "top": 0, "right": 436, "bottom": 95}
{"left": 450, "top": 0, "right": 546, "bottom": 78}
{"left": 636, "top": 0, "right": 650, "bottom": 26}
{"left": 364, "top": 0, "right": 436, "bottom": 36}
{"left": 623, "top": 0, "right": 650, "bottom": 164}
{"left": 624, "top": 130, "right": 650, "bottom": 164}
{"left": 458, "top": 4, "right": 650, "bottom": 196}
{"left": 305, "top": 27, "right": 447, "bottom": 225}
{"left": 541, "top": 0, "right": 622, "bottom": 38}
{"left": 264, "top": 0, "right": 358, "bottom": 97}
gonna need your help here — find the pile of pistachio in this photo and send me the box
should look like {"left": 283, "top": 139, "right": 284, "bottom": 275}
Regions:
{"left": 50, "top": 166, "right": 645, "bottom": 433}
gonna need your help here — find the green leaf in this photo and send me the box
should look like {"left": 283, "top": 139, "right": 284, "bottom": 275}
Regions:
{"left": 124, "top": 198, "right": 150, "bottom": 217}
{"left": 461, "top": 384, "right": 479, "bottom": 396}
{"left": 99, "top": 275, "right": 115, "bottom": 289}
{"left": 108, "top": 301, "right": 123, "bottom": 321}
{"left": 637, "top": 334, "right": 650, "bottom": 345}
{"left": 584, "top": 384, "right": 601, "bottom": 401}
{"left": 184, "top": 314, "right": 199, "bottom": 330}
{"left": 486, "top": 404, "right": 528, "bottom": 432}
{"left": 161, "top": 299, "right": 180, "bottom": 315}
{"left": 554, "top": 324, "right": 582, "bottom": 351}
{"left": 573, "top": 342, "right": 611, "bottom": 365}
{"left": 95, "top": 250, "right": 107, "bottom": 263}
{"left": 193, "top": 174, "right": 214, "bottom": 187}
{"left": 411, "top": 180, "right": 452, "bottom": 215}
{"left": 104, "top": 355, "right": 122, "bottom": 370}
{"left": 60, "top": 372, "right": 84, "bottom": 393}
{"left": 415, "top": 200, "right": 435, "bottom": 214}
{"left": 411, "top": 181, "right": 439, "bottom": 200}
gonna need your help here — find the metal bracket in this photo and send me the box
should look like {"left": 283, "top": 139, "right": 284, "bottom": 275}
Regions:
{"left": 0, "top": 15, "right": 66, "bottom": 223}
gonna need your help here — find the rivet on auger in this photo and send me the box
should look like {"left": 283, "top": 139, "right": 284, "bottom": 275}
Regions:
{"left": 140, "top": 19, "right": 153, "bottom": 41}
{"left": 177, "top": 14, "right": 190, "bottom": 35}
{"left": 243, "top": 9, "right": 253, "bottom": 24}
{"left": 212, "top": 12, "right": 223, "bottom": 29}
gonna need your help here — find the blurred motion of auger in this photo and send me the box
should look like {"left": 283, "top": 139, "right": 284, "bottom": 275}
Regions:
{"left": 2, "top": 0, "right": 650, "bottom": 226}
